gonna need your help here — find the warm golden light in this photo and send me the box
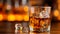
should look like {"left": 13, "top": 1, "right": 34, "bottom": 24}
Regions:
{"left": 0, "top": 3, "right": 3, "bottom": 7}
{"left": 40, "top": 20, "right": 45, "bottom": 26}
{"left": 24, "top": 15, "right": 29, "bottom": 21}
{"left": 29, "top": 26, "right": 34, "bottom": 31}
{"left": 15, "top": 15, "right": 23, "bottom": 21}
{"left": 53, "top": 10, "right": 59, "bottom": 17}
{"left": 8, "top": 14, "right": 15, "bottom": 21}
{"left": 0, "top": 14, "right": 3, "bottom": 21}
{"left": 24, "top": 6, "right": 28, "bottom": 12}
{"left": 3, "top": 14, "right": 7, "bottom": 20}
{"left": 57, "top": 16, "right": 60, "bottom": 20}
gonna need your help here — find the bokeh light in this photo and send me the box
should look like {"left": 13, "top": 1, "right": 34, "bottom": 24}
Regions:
{"left": 15, "top": 15, "right": 23, "bottom": 21}
{"left": 53, "top": 10, "right": 59, "bottom": 17}
{"left": 8, "top": 14, "right": 15, "bottom": 21}
{"left": 24, "top": 6, "right": 28, "bottom": 12}
{"left": 57, "top": 16, "right": 60, "bottom": 20}
{"left": 0, "top": 14, "right": 3, "bottom": 21}
{"left": 24, "top": 15, "right": 29, "bottom": 21}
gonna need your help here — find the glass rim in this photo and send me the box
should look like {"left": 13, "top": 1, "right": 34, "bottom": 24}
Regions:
{"left": 41, "top": 6, "right": 51, "bottom": 8}
{"left": 30, "top": 6, "right": 51, "bottom": 8}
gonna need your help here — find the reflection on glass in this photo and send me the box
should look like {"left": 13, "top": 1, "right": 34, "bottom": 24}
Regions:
{"left": 15, "top": 23, "right": 22, "bottom": 33}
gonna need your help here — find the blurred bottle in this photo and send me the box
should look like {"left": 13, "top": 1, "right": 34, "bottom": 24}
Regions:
{"left": 13, "top": 0, "right": 20, "bottom": 14}
{"left": 14, "top": 0, "right": 29, "bottom": 21}
{"left": 0, "top": 0, "right": 3, "bottom": 13}
{"left": 4, "top": 0, "right": 12, "bottom": 14}
{"left": 53, "top": 0, "right": 60, "bottom": 21}
{"left": 14, "top": 0, "right": 29, "bottom": 33}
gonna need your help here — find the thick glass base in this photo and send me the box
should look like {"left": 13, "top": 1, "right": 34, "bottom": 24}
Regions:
{"left": 29, "top": 25, "right": 50, "bottom": 33}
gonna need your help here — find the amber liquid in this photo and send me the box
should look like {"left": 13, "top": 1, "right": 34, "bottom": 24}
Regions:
{"left": 29, "top": 16, "right": 50, "bottom": 32}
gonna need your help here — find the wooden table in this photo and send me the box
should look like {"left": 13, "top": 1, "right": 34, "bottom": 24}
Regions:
{"left": 0, "top": 22, "right": 60, "bottom": 34}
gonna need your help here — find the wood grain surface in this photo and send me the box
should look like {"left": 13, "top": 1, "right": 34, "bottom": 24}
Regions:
{"left": 0, "top": 22, "right": 60, "bottom": 34}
